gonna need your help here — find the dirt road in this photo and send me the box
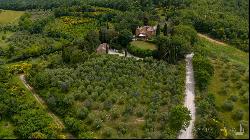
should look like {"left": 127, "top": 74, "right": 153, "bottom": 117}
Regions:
{"left": 198, "top": 33, "right": 227, "bottom": 46}
{"left": 178, "top": 53, "right": 196, "bottom": 139}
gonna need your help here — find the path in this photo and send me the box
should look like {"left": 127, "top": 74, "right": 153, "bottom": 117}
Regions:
{"left": 19, "top": 74, "right": 74, "bottom": 138}
{"left": 108, "top": 49, "right": 143, "bottom": 60}
{"left": 178, "top": 53, "right": 195, "bottom": 139}
{"left": 198, "top": 33, "right": 227, "bottom": 46}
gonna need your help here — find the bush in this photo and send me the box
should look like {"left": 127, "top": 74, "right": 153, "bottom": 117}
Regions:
{"left": 228, "top": 95, "right": 238, "bottom": 102}
{"left": 103, "top": 100, "right": 113, "bottom": 111}
{"left": 232, "top": 109, "right": 244, "bottom": 120}
{"left": 240, "top": 94, "right": 249, "bottom": 104}
{"left": 218, "top": 86, "right": 228, "bottom": 96}
{"left": 110, "top": 108, "right": 120, "bottom": 120}
{"left": 221, "top": 100, "right": 234, "bottom": 111}
{"left": 92, "top": 119, "right": 103, "bottom": 130}
{"left": 1, "top": 35, "right": 6, "bottom": 40}
{"left": 135, "top": 108, "right": 145, "bottom": 117}
{"left": 84, "top": 99, "right": 92, "bottom": 109}
{"left": 168, "top": 105, "right": 191, "bottom": 132}
{"left": 194, "top": 118, "right": 222, "bottom": 139}
{"left": 115, "top": 122, "right": 127, "bottom": 135}
{"left": 64, "top": 116, "right": 81, "bottom": 135}
{"left": 77, "top": 107, "right": 89, "bottom": 120}
{"left": 102, "top": 127, "right": 113, "bottom": 138}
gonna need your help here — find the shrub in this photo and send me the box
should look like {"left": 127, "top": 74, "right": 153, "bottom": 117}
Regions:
{"left": 231, "top": 72, "right": 241, "bottom": 82}
{"left": 115, "top": 122, "right": 127, "bottom": 135}
{"left": 168, "top": 105, "right": 191, "bottom": 132}
{"left": 1, "top": 35, "right": 6, "bottom": 40}
{"left": 103, "top": 100, "right": 113, "bottom": 111}
{"left": 240, "top": 94, "right": 249, "bottom": 104}
{"left": 92, "top": 119, "right": 103, "bottom": 130}
{"left": 122, "top": 104, "right": 133, "bottom": 116}
{"left": 194, "top": 118, "right": 222, "bottom": 139}
{"left": 221, "top": 100, "right": 234, "bottom": 111}
{"left": 218, "top": 86, "right": 228, "bottom": 96}
{"left": 232, "top": 109, "right": 244, "bottom": 120}
{"left": 228, "top": 95, "right": 238, "bottom": 102}
{"left": 234, "top": 81, "right": 243, "bottom": 89}
{"left": 74, "top": 91, "right": 87, "bottom": 101}
{"left": 31, "top": 132, "right": 47, "bottom": 139}
{"left": 77, "top": 107, "right": 89, "bottom": 120}
{"left": 102, "top": 127, "right": 113, "bottom": 138}
{"left": 64, "top": 116, "right": 81, "bottom": 135}
{"left": 110, "top": 108, "right": 120, "bottom": 120}
{"left": 60, "top": 82, "right": 69, "bottom": 92}
{"left": 84, "top": 99, "right": 92, "bottom": 109}
{"left": 135, "top": 107, "right": 145, "bottom": 117}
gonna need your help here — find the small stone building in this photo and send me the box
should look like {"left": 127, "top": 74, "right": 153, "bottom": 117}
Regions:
{"left": 96, "top": 43, "right": 109, "bottom": 54}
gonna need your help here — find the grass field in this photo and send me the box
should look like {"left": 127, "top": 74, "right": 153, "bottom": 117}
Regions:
{"left": 130, "top": 41, "right": 157, "bottom": 50}
{"left": 0, "top": 120, "right": 16, "bottom": 139}
{"left": 197, "top": 38, "right": 249, "bottom": 139}
{"left": 0, "top": 10, "right": 24, "bottom": 24}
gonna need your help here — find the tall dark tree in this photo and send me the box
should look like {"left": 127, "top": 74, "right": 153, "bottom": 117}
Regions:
{"left": 99, "top": 28, "right": 109, "bottom": 43}
{"left": 156, "top": 24, "right": 161, "bottom": 36}
{"left": 118, "top": 30, "right": 133, "bottom": 48}
{"left": 77, "top": 31, "right": 101, "bottom": 52}
{"left": 163, "top": 23, "right": 168, "bottom": 36}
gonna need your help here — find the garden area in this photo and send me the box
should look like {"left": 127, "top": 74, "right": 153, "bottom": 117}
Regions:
{"left": 128, "top": 41, "right": 157, "bottom": 58}
{"left": 130, "top": 41, "right": 157, "bottom": 51}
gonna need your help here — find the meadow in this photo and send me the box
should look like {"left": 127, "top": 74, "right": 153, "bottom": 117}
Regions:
{"left": 0, "top": 10, "right": 24, "bottom": 24}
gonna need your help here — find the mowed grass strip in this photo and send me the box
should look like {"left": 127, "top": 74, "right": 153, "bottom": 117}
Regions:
{"left": 197, "top": 38, "right": 249, "bottom": 67}
{"left": 0, "top": 10, "right": 24, "bottom": 24}
{"left": 130, "top": 41, "right": 157, "bottom": 50}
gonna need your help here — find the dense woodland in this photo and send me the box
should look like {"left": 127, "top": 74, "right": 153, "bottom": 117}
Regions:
{"left": 0, "top": 0, "right": 248, "bottom": 139}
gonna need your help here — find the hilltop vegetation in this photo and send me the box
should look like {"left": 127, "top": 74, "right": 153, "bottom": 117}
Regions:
{"left": 167, "top": 0, "right": 249, "bottom": 52}
{"left": 0, "top": 0, "right": 248, "bottom": 139}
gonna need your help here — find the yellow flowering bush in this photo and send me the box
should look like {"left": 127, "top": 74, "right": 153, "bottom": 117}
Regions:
{"left": 8, "top": 63, "right": 32, "bottom": 74}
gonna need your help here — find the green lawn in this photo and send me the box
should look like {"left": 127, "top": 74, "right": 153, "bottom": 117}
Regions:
{"left": 130, "top": 41, "right": 157, "bottom": 50}
{"left": 0, "top": 10, "right": 24, "bottom": 24}
{"left": 198, "top": 37, "right": 249, "bottom": 139}
{"left": 0, "top": 120, "right": 16, "bottom": 139}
